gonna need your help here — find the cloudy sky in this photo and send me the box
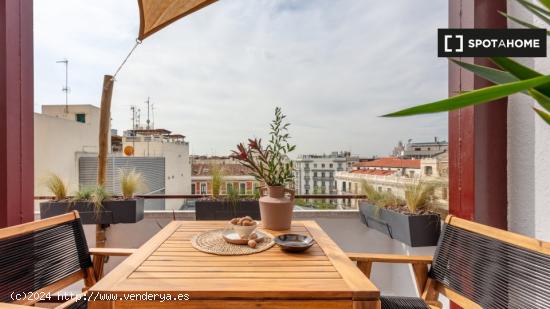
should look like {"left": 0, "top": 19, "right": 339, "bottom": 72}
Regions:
{"left": 34, "top": 0, "right": 448, "bottom": 157}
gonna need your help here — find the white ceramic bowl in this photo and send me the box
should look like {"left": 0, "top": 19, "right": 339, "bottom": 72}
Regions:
{"left": 231, "top": 221, "right": 257, "bottom": 239}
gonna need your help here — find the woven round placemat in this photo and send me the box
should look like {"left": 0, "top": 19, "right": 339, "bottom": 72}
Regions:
{"left": 191, "top": 229, "right": 275, "bottom": 255}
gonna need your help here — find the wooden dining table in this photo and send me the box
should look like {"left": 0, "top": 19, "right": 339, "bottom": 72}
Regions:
{"left": 88, "top": 220, "right": 380, "bottom": 308}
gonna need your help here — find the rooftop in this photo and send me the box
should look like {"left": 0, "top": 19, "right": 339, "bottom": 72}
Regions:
{"left": 192, "top": 163, "right": 253, "bottom": 177}
{"left": 350, "top": 169, "right": 396, "bottom": 176}
{"left": 354, "top": 157, "right": 421, "bottom": 169}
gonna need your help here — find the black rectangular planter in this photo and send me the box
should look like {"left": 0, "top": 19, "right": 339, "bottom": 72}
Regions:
{"left": 40, "top": 199, "right": 145, "bottom": 225}
{"left": 195, "top": 200, "right": 260, "bottom": 220}
{"left": 359, "top": 202, "right": 441, "bottom": 247}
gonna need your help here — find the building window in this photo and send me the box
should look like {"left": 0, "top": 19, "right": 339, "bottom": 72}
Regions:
{"left": 321, "top": 172, "right": 325, "bottom": 178}
{"left": 415, "top": 147, "right": 421, "bottom": 151}
{"left": 321, "top": 163, "right": 325, "bottom": 168}
{"left": 314, "top": 164, "right": 317, "bottom": 168}
{"left": 314, "top": 172, "right": 318, "bottom": 177}
{"left": 342, "top": 182, "right": 347, "bottom": 192}
{"left": 329, "top": 172, "right": 333, "bottom": 178}
{"left": 424, "top": 166, "right": 433, "bottom": 176}
{"left": 387, "top": 188, "right": 392, "bottom": 193}
{"left": 442, "top": 187, "right": 448, "bottom": 200}
{"left": 329, "top": 163, "right": 333, "bottom": 168}
{"left": 239, "top": 183, "right": 246, "bottom": 195}
{"left": 227, "top": 183, "right": 233, "bottom": 193}
{"left": 191, "top": 183, "right": 196, "bottom": 194}
{"left": 305, "top": 163, "right": 309, "bottom": 168}
{"left": 75, "top": 113, "right": 86, "bottom": 123}
{"left": 200, "top": 183, "right": 207, "bottom": 194}
{"left": 378, "top": 186, "right": 382, "bottom": 192}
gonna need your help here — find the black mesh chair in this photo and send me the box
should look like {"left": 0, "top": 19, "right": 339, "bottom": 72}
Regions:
{"left": 0, "top": 211, "right": 136, "bottom": 308}
{"left": 348, "top": 215, "right": 550, "bottom": 309}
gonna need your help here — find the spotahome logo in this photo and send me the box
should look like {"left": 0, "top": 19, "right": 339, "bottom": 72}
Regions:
{"left": 438, "top": 29, "right": 547, "bottom": 57}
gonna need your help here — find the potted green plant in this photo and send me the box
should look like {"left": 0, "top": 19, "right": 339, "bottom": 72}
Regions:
{"left": 230, "top": 107, "right": 296, "bottom": 230}
{"left": 39, "top": 170, "right": 145, "bottom": 224}
{"left": 359, "top": 180, "right": 441, "bottom": 247}
{"left": 195, "top": 164, "right": 261, "bottom": 220}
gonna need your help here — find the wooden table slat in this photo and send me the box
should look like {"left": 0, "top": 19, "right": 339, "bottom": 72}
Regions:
{"left": 136, "top": 266, "right": 337, "bottom": 272}
{"left": 129, "top": 271, "right": 341, "bottom": 279}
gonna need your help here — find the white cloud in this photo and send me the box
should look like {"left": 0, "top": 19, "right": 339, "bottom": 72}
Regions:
{"left": 34, "top": 0, "right": 448, "bottom": 157}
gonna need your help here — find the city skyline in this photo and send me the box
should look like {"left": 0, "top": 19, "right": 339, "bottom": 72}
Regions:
{"left": 35, "top": 0, "right": 448, "bottom": 156}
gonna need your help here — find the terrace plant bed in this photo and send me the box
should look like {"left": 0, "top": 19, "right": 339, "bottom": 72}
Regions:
{"left": 359, "top": 202, "right": 441, "bottom": 247}
{"left": 40, "top": 199, "right": 145, "bottom": 225}
{"left": 195, "top": 199, "right": 260, "bottom": 220}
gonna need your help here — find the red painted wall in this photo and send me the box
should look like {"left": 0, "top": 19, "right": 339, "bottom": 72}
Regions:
{"left": 0, "top": 0, "right": 34, "bottom": 227}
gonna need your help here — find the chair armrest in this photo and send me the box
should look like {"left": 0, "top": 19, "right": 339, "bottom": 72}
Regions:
{"left": 347, "top": 253, "right": 433, "bottom": 264}
{"left": 0, "top": 304, "right": 34, "bottom": 308}
{"left": 89, "top": 248, "right": 137, "bottom": 256}
{"left": 348, "top": 253, "right": 433, "bottom": 295}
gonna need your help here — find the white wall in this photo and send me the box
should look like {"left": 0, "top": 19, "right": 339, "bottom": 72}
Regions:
{"left": 34, "top": 110, "right": 100, "bottom": 208}
{"left": 124, "top": 140, "right": 191, "bottom": 209}
{"left": 507, "top": 0, "right": 550, "bottom": 241}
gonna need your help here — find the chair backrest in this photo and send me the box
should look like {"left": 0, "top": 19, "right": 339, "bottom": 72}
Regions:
{"left": 0, "top": 211, "right": 93, "bottom": 305}
{"left": 429, "top": 215, "right": 550, "bottom": 308}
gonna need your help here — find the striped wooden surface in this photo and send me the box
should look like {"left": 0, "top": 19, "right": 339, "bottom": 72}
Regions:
{"left": 89, "top": 221, "right": 380, "bottom": 308}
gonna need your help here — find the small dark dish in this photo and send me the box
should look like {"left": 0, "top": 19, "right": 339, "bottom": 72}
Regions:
{"left": 274, "top": 234, "right": 314, "bottom": 252}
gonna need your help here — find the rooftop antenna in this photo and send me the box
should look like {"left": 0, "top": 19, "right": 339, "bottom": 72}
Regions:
{"left": 136, "top": 108, "right": 141, "bottom": 129}
{"left": 145, "top": 97, "right": 151, "bottom": 130}
{"left": 130, "top": 106, "right": 136, "bottom": 130}
{"left": 56, "top": 59, "right": 70, "bottom": 113}
{"left": 151, "top": 103, "right": 155, "bottom": 129}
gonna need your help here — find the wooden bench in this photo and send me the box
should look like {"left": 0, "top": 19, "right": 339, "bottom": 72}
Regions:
{"left": 348, "top": 215, "right": 550, "bottom": 309}
{"left": 0, "top": 211, "right": 136, "bottom": 308}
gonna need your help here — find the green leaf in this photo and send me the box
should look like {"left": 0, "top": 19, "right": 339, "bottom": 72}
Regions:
{"left": 529, "top": 89, "right": 550, "bottom": 112}
{"left": 539, "top": 0, "right": 550, "bottom": 11}
{"left": 450, "top": 59, "right": 519, "bottom": 85}
{"left": 516, "top": 0, "right": 550, "bottom": 25}
{"left": 533, "top": 106, "right": 550, "bottom": 124}
{"left": 383, "top": 75, "right": 550, "bottom": 117}
{"left": 499, "top": 12, "right": 550, "bottom": 36}
{"left": 520, "top": 0, "right": 550, "bottom": 18}
{"left": 490, "top": 57, "right": 550, "bottom": 97}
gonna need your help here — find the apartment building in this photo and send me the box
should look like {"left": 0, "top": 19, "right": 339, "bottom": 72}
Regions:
{"left": 34, "top": 105, "right": 106, "bottom": 208}
{"left": 335, "top": 153, "right": 449, "bottom": 209}
{"left": 121, "top": 129, "right": 191, "bottom": 209}
{"left": 392, "top": 138, "right": 448, "bottom": 159}
{"left": 191, "top": 157, "right": 260, "bottom": 196}
{"left": 293, "top": 151, "right": 359, "bottom": 195}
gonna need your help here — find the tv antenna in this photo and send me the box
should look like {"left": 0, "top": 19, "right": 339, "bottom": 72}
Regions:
{"left": 130, "top": 106, "right": 137, "bottom": 130}
{"left": 56, "top": 59, "right": 70, "bottom": 113}
{"left": 151, "top": 103, "right": 155, "bottom": 129}
{"left": 145, "top": 97, "right": 151, "bottom": 130}
{"left": 136, "top": 108, "right": 141, "bottom": 129}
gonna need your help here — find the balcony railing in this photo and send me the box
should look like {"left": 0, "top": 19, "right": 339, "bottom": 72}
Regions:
{"left": 34, "top": 194, "right": 368, "bottom": 211}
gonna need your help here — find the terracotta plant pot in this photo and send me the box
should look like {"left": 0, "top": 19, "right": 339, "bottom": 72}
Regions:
{"left": 259, "top": 186, "right": 295, "bottom": 230}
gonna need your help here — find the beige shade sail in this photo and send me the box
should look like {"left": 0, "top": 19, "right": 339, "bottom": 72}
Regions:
{"left": 138, "top": 0, "right": 218, "bottom": 40}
